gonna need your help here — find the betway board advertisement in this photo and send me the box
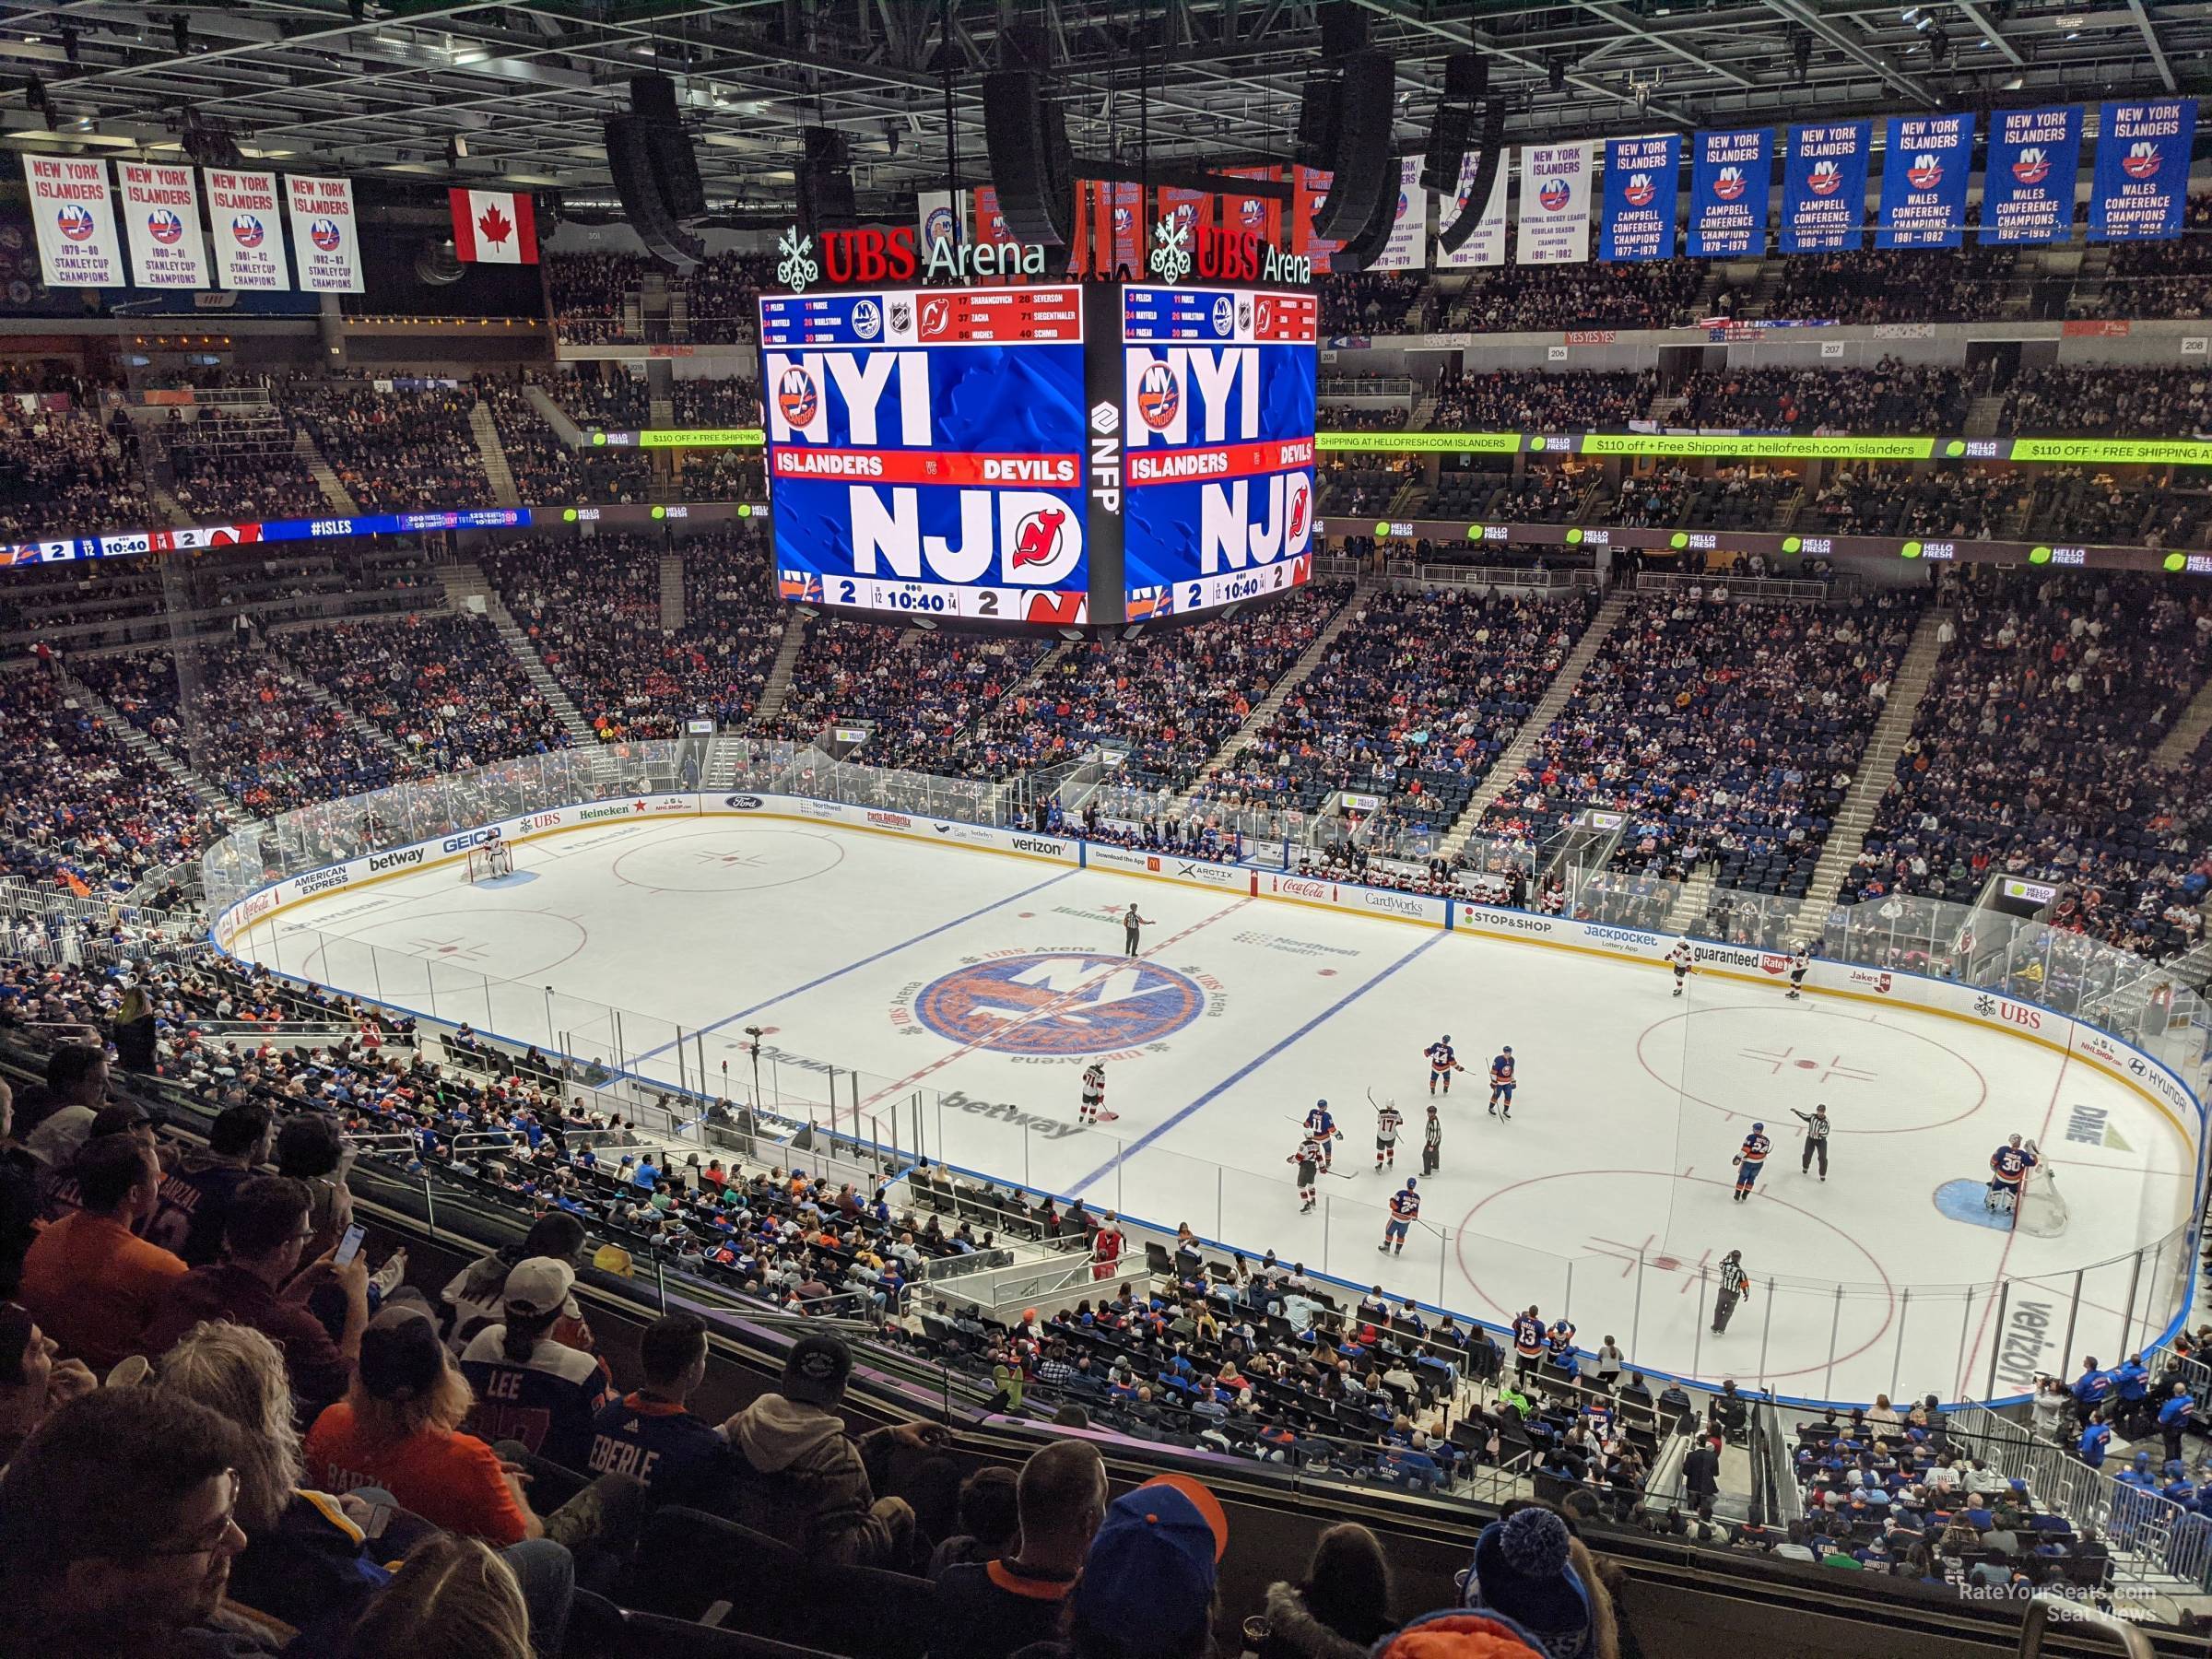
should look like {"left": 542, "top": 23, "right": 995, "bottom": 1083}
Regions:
{"left": 1119, "top": 285, "right": 1319, "bottom": 620}
{"left": 759, "top": 286, "right": 1089, "bottom": 625}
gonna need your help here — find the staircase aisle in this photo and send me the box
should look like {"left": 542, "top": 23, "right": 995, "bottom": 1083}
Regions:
{"left": 58, "top": 665, "right": 233, "bottom": 818}
{"left": 749, "top": 615, "right": 811, "bottom": 727}
{"left": 1438, "top": 587, "right": 1635, "bottom": 862}
{"left": 467, "top": 404, "right": 521, "bottom": 508}
{"left": 437, "top": 562, "right": 600, "bottom": 750}
{"left": 295, "top": 429, "right": 359, "bottom": 514}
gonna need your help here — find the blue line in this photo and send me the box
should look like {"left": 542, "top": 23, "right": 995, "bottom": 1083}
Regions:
{"left": 1067, "top": 928, "right": 1446, "bottom": 1197}
{"left": 629, "top": 868, "right": 1077, "bottom": 1065}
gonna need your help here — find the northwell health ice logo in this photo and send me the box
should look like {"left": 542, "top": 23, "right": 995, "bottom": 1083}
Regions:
{"left": 912, "top": 953, "right": 1206, "bottom": 1054}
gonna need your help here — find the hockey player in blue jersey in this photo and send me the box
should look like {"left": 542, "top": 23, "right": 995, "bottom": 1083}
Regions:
{"left": 1380, "top": 1177, "right": 1419, "bottom": 1253}
{"left": 1303, "top": 1100, "right": 1342, "bottom": 1171}
{"left": 1424, "top": 1035, "right": 1464, "bottom": 1095}
{"left": 1987, "top": 1134, "right": 2038, "bottom": 1223}
{"left": 1732, "top": 1124, "right": 1771, "bottom": 1201}
{"left": 1488, "top": 1047, "right": 1517, "bottom": 1118}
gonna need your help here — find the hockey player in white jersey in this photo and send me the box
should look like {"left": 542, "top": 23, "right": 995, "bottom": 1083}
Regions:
{"left": 1787, "top": 945, "right": 1811, "bottom": 1000}
{"left": 1373, "top": 1099, "right": 1404, "bottom": 1171}
{"left": 1078, "top": 1061, "right": 1116, "bottom": 1125}
{"left": 1669, "top": 938, "right": 1694, "bottom": 996}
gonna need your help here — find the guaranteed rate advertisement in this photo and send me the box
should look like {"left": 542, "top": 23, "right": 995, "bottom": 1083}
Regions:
{"left": 759, "top": 287, "right": 1090, "bottom": 625}
{"left": 1120, "top": 286, "right": 1318, "bottom": 621}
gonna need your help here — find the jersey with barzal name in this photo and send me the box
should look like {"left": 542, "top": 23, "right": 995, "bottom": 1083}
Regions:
{"left": 1376, "top": 1108, "right": 1403, "bottom": 1143}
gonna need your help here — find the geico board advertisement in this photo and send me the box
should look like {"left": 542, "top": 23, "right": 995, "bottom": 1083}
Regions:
{"left": 759, "top": 287, "right": 1089, "bottom": 626}
{"left": 1120, "top": 286, "right": 1318, "bottom": 619}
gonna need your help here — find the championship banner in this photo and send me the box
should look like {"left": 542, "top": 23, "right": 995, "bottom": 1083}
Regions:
{"left": 1293, "top": 166, "right": 1340, "bottom": 270}
{"left": 1221, "top": 167, "right": 1280, "bottom": 250}
{"left": 1371, "top": 156, "right": 1428, "bottom": 271}
{"left": 283, "top": 173, "right": 363, "bottom": 292}
{"left": 1781, "top": 120, "right": 1870, "bottom": 253}
{"left": 1984, "top": 108, "right": 2083, "bottom": 245}
{"left": 117, "top": 162, "right": 208, "bottom": 288}
{"left": 205, "top": 169, "right": 289, "bottom": 289}
{"left": 2091, "top": 99, "right": 2198, "bottom": 242}
{"left": 1518, "top": 142, "right": 1593, "bottom": 265}
{"left": 1159, "top": 185, "right": 1211, "bottom": 253}
{"left": 1688, "top": 129, "right": 1770, "bottom": 258}
{"left": 20, "top": 155, "right": 124, "bottom": 288}
{"left": 1599, "top": 134, "right": 1680, "bottom": 263}
{"left": 1877, "top": 112, "right": 1973, "bottom": 249}
{"left": 916, "top": 189, "right": 964, "bottom": 262}
{"left": 1439, "top": 151, "right": 1509, "bottom": 268}
{"left": 971, "top": 185, "right": 1014, "bottom": 247}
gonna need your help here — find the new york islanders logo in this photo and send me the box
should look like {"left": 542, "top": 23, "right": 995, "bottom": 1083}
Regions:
{"left": 311, "top": 217, "right": 343, "bottom": 251}
{"left": 1907, "top": 153, "right": 1943, "bottom": 191}
{"left": 1113, "top": 206, "right": 1135, "bottom": 234}
{"left": 775, "top": 367, "right": 818, "bottom": 426}
{"left": 231, "top": 214, "right": 265, "bottom": 248}
{"left": 1540, "top": 177, "right": 1571, "bottom": 212}
{"left": 912, "top": 953, "right": 1206, "bottom": 1054}
{"left": 146, "top": 208, "right": 185, "bottom": 245}
{"left": 55, "top": 204, "right": 96, "bottom": 242}
{"left": 1623, "top": 173, "right": 1655, "bottom": 208}
{"left": 1136, "top": 362, "right": 1181, "bottom": 430}
{"left": 1240, "top": 197, "right": 1267, "bottom": 229}
{"left": 2124, "top": 140, "right": 2161, "bottom": 181}
{"left": 2011, "top": 147, "right": 2051, "bottom": 185}
{"left": 1807, "top": 159, "right": 1842, "bottom": 195}
{"left": 1713, "top": 165, "right": 1748, "bottom": 202}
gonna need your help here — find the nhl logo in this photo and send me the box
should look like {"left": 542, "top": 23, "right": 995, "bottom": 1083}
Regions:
{"left": 1238, "top": 299, "right": 1252, "bottom": 330}
{"left": 889, "top": 300, "right": 912, "bottom": 333}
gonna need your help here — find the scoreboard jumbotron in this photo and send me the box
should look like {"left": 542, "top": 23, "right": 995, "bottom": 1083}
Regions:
{"left": 760, "top": 274, "right": 1316, "bottom": 629}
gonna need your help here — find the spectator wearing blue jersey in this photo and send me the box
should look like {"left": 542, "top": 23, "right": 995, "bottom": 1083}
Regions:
{"left": 459, "top": 1258, "right": 616, "bottom": 1473}
{"left": 2077, "top": 1410, "right": 2114, "bottom": 1470}
{"left": 583, "top": 1312, "right": 735, "bottom": 1513}
{"left": 2073, "top": 1357, "right": 2113, "bottom": 1423}
{"left": 2160, "top": 1382, "right": 2199, "bottom": 1465}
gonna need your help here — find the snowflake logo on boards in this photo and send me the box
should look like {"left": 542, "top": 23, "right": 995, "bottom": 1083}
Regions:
{"left": 777, "top": 226, "right": 819, "bottom": 294}
{"left": 1149, "top": 212, "right": 1192, "bottom": 284}
{"left": 1974, "top": 994, "right": 1996, "bottom": 1017}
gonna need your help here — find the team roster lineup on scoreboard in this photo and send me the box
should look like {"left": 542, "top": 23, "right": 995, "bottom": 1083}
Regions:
{"left": 760, "top": 286, "right": 1090, "bottom": 625}
{"left": 1122, "top": 285, "right": 1318, "bottom": 621}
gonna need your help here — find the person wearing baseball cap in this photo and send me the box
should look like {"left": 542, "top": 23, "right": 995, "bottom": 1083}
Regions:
{"left": 723, "top": 1331, "right": 947, "bottom": 1570}
{"left": 457, "top": 1258, "right": 614, "bottom": 1474}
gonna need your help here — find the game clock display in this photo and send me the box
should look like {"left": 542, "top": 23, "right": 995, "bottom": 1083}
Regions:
{"left": 759, "top": 281, "right": 1317, "bottom": 629}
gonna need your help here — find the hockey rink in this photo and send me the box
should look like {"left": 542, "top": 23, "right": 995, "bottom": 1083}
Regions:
{"left": 230, "top": 815, "right": 2200, "bottom": 1406}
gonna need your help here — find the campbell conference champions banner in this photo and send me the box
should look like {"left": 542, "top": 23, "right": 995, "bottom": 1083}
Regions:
{"left": 1781, "top": 120, "right": 1870, "bottom": 253}
{"left": 1370, "top": 156, "right": 1428, "bottom": 271}
{"left": 20, "top": 154, "right": 125, "bottom": 288}
{"left": 1877, "top": 112, "right": 1973, "bottom": 249}
{"left": 2091, "top": 98, "right": 2198, "bottom": 241}
{"left": 1983, "top": 107, "right": 2083, "bottom": 245}
{"left": 1518, "top": 142, "right": 1592, "bottom": 265}
{"left": 1688, "top": 129, "right": 1769, "bottom": 258}
{"left": 1599, "top": 134, "right": 1680, "bottom": 262}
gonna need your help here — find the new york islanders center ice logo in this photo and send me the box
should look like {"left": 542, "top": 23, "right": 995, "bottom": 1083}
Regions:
{"left": 914, "top": 953, "right": 1205, "bottom": 1054}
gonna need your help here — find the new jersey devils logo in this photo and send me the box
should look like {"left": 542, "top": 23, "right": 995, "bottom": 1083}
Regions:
{"left": 1288, "top": 480, "right": 1310, "bottom": 540}
{"left": 775, "top": 367, "right": 818, "bottom": 426}
{"left": 1011, "top": 509, "right": 1066, "bottom": 569}
{"left": 1254, "top": 299, "right": 1274, "bottom": 334}
{"left": 2011, "top": 147, "right": 2051, "bottom": 185}
{"left": 1907, "top": 153, "right": 1943, "bottom": 191}
{"left": 920, "top": 298, "right": 950, "bottom": 338}
{"left": 1136, "top": 362, "right": 1180, "bottom": 430}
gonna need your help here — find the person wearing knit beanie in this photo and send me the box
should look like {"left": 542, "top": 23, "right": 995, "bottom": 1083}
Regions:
{"left": 1459, "top": 1508, "right": 1599, "bottom": 1659}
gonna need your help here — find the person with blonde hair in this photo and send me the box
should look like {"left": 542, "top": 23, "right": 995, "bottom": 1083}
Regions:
{"left": 347, "top": 1535, "right": 532, "bottom": 1659}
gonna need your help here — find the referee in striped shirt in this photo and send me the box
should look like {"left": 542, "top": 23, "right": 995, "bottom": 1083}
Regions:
{"left": 1712, "top": 1250, "right": 1750, "bottom": 1334}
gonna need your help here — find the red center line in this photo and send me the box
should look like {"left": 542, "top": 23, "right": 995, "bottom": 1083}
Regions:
{"left": 856, "top": 898, "right": 1253, "bottom": 1112}
{"left": 1954, "top": 1046, "right": 2073, "bottom": 1397}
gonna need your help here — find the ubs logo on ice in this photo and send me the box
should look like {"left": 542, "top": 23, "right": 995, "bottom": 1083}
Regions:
{"left": 911, "top": 952, "right": 1206, "bottom": 1054}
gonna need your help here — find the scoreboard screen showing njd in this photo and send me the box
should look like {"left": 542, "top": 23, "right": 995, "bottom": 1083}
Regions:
{"left": 759, "top": 261, "right": 1315, "bottom": 631}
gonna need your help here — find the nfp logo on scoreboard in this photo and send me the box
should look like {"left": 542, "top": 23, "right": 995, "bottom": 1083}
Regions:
{"left": 760, "top": 285, "right": 1090, "bottom": 625}
{"left": 1119, "top": 285, "right": 1319, "bottom": 620}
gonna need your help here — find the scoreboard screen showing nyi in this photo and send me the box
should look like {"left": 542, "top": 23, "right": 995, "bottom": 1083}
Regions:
{"left": 759, "top": 276, "right": 1315, "bottom": 629}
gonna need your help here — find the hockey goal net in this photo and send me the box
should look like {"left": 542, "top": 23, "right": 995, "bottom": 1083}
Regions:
{"left": 465, "top": 841, "right": 514, "bottom": 882}
{"left": 2013, "top": 1143, "right": 2068, "bottom": 1237}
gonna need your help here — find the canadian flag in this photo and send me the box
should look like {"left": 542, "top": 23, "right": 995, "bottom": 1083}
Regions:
{"left": 449, "top": 188, "right": 538, "bottom": 264}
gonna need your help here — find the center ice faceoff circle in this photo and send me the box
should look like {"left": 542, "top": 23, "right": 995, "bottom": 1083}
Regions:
{"left": 911, "top": 951, "right": 1208, "bottom": 1054}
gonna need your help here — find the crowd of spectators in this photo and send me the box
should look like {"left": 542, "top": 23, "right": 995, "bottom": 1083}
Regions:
{"left": 670, "top": 377, "right": 759, "bottom": 428}
{"left": 288, "top": 380, "right": 491, "bottom": 511}
{"left": 543, "top": 252, "right": 775, "bottom": 346}
{"left": 1809, "top": 466, "right": 2030, "bottom": 541}
{"left": 1318, "top": 273, "right": 1433, "bottom": 335}
{"left": 1430, "top": 366, "right": 1656, "bottom": 433}
{"left": 1673, "top": 362, "right": 1974, "bottom": 435}
{"left": 287, "top": 612, "right": 572, "bottom": 769}
{"left": 163, "top": 406, "right": 321, "bottom": 523}
{"left": 1486, "top": 588, "right": 1920, "bottom": 894}
{"left": 762, "top": 622, "right": 1048, "bottom": 775}
{"left": 1757, "top": 246, "right": 2015, "bottom": 326}
{"left": 0, "top": 397, "right": 147, "bottom": 541}
{"left": 477, "top": 378, "right": 653, "bottom": 505}
{"left": 1846, "top": 569, "right": 2212, "bottom": 960}
{"left": 2028, "top": 469, "right": 2210, "bottom": 550}
{"left": 540, "top": 366, "right": 652, "bottom": 430}
{"left": 2076, "top": 196, "right": 2212, "bottom": 320}
{"left": 546, "top": 251, "right": 641, "bottom": 344}
{"left": 1452, "top": 257, "right": 1706, "bottom": 334}
{"left": 1998, "top": 367, "right": 2212, "bottom": 440}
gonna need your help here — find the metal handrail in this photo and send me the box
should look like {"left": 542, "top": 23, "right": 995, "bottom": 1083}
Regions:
{"left": 2018, "top": 1591, "right": 2154, "bottom": 1659}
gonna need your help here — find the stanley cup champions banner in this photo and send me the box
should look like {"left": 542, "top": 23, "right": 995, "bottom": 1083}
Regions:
{"left": 1877, "top": 112, "right": 1973, "bottom": 248}
{"left": 1599, "top": 134, "right": 1680, "bottom": 262}
{"left": 21, "top": 155, "right": 125, "bottom": 288}
{"left": 1688, "top": 129, "right": 1770, "bottom": 258}
{"left": 206, "top": 170, "right": 289, "bottom": 289}
{"left": 1781, "top": 121, "right": 1870, "bottom": 253}
{"left": 117, "top": 163, "right": 208, "bottom": 288}
{"left": 1983, "top": 107, "right": 2083, "bottom": 245}
{"left": 2091, "top": 99, "right": 2199, "bottom": 241}
{"left": 284, "top": 173, "right": 363, "bottom": 292}
{"left": 1438, "top": 151, "right": 1509, "bottom": 268}
{"left": 1518, "top": 142, "right": 1593, "bottom": 265}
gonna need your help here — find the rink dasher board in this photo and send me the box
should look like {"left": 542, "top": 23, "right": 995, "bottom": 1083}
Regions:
{"left": 207, "top": 788, "right": 2206, "bottom": 1159}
